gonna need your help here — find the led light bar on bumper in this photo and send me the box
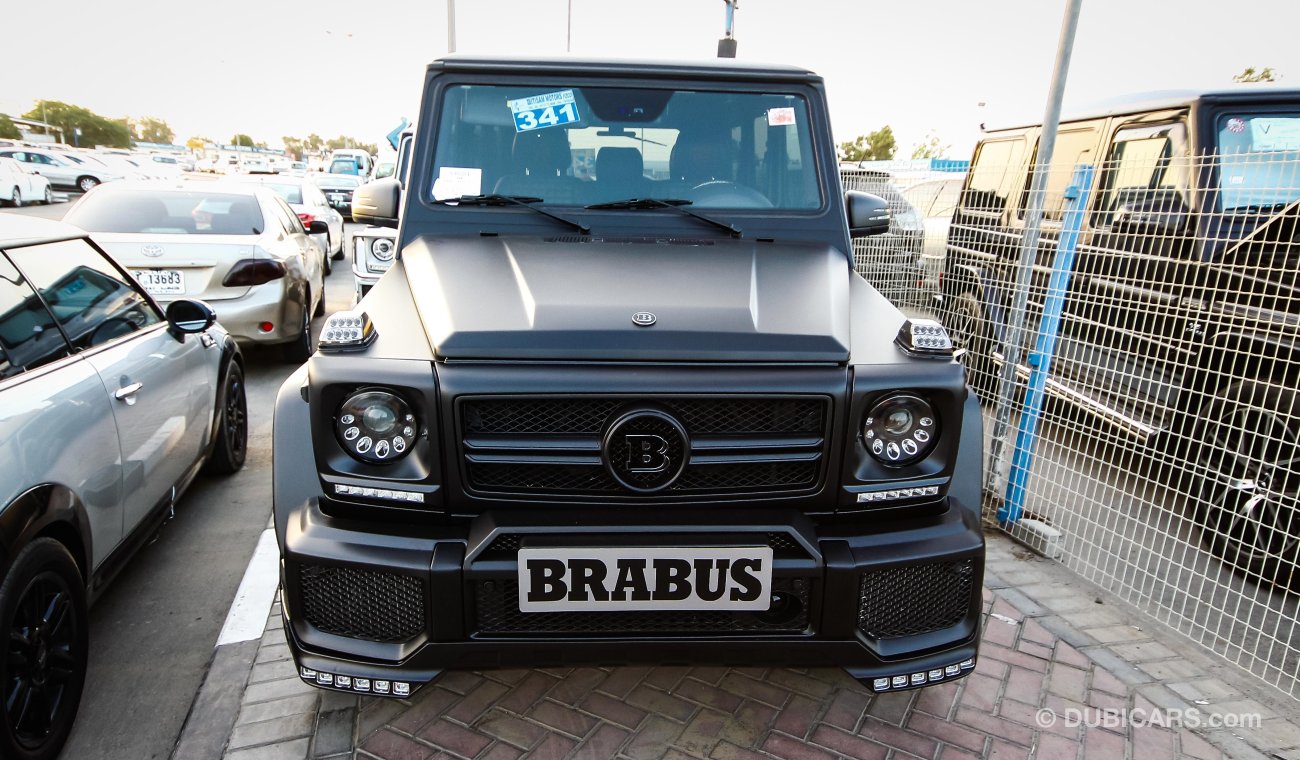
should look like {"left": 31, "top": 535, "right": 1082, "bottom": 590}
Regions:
{"left": 869, "top": 657, "right": 975, "bottom": 693}
{"left": 299, "top": 666, "right": 416, "bottom": 698}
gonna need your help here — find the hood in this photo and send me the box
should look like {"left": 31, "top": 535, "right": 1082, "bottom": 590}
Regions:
{"left": 399, "top": 235, "right": 852, "bottom": 362}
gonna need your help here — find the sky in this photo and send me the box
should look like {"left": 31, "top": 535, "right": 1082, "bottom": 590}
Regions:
{"left": 3, "top": 0, "right": 1298, "bottom": 159}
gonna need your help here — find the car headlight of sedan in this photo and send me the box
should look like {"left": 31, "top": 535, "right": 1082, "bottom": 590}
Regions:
{"left": 336, "top": 389, "right": 418, "bottom": 463}
{"left": 863, "top": 394, "right": 938, "bottom": 466}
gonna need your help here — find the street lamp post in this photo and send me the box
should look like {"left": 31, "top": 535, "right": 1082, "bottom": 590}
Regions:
{"left": 447, "top": 0, "right": 456, "bottom": 53}
{"left": 718, "top": 0, "right": 738, "bottom": 58}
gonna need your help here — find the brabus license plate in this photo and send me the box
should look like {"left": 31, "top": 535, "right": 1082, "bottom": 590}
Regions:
{"left": 517, "top": 546, "right": 773, "bottom": 612}
{"left": 132, "top": 269, "right": 184, "bottom": 295}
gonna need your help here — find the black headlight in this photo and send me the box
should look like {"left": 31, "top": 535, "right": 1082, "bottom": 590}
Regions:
{"left": 335, "top": 390, "right": 417, "bottom": 464}
{"left": 863, "top": 394, "right": 938, "bottom": 466}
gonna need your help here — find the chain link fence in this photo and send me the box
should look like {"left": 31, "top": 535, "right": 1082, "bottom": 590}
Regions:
{"left": 842, "top": 138, "right": 1300, "bottom": 701}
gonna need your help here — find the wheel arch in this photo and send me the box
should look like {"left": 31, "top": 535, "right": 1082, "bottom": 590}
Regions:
{"left": 207, "top": 335, "right": 244, "bottom": 452}
{"left": 0, "top": 484, "right": 93, "bottom": 585}
{"left": 1175, "top": 328, "right": 1300, "bottom": 421}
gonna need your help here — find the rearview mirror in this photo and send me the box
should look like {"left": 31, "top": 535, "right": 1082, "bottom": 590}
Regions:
{"left": 352, "top": 178, "right": 401, "bottom": 228}
{"left": 306, "top": 220, "right": 330, "bottom": 235}
{"left": 845, "top": 191, "right": 891, "bottom": 237}
{"left": 165, "top": 298, "right": 217, "bottom": 338}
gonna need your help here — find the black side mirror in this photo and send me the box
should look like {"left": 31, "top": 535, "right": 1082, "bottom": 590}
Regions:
{"left": 306, "top": 220, "right": 330, "bottom": 235}
{"left": 165, "top": 298, "right": 217, "bottom": 338}
{"left": 352, "top": 178, "right": 401, "bottom": 228}
{"left": 1111, "top": 188, "right": 1189, "bottom": 235}
{"left": 846, "top": 191, "right": 891, "bottom": 237}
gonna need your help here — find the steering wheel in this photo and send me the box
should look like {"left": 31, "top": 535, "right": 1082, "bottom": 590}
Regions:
{"left": 688, "top": 181, "right": 774, "bottom": 209}
{"left": 88, "top": 317, "right": 138, "bottom": 347}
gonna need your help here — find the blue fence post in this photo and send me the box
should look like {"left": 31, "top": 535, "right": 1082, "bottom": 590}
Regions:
{"left": 998, "top": 164, "right": 1095, "bottom": 525}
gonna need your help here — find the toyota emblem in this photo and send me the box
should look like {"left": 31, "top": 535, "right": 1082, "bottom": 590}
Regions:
{"left": 632, "top": 311, "right": 657, "bottom": 327}
{"left": 141, "top": 244, "right": 164, "bottom": 258}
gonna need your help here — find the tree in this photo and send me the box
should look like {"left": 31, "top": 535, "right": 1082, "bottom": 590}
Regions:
{"left": 1233, "top": 66, "right": 1278, "bottom": 83}
{"left": 231, "top": 134, "right": 255, "bottom": 147}
{"left": 22, "top": 100, "right": 132, "bottom": 148}
{"left": 282, "top": 136, "right": 304, "bottom": 160}
{"left": 185, "top": 136, "right": 210, "bottom": 151}
{"left": 137, "top": 117, "right": 174, "bottom": 144}
{"left": 911, "top": 131, "right": 951, "bottom": 160}
{"left": 305, "top": 133, "right": 324, "bottom": 154}
{"left": 838, "top": 125, "right": 897, "bottom": 162}
{"left": 0, "top": 114, "right": 20, "bottom": 140}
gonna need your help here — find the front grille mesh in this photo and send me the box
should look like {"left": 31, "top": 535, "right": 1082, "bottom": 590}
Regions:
{"left": 299, "top": 564, "right": 425, "bottom": 643}
{"left": 460, "top": 396, "right": 828, "bottom": 497}
{"left": 857, "top": 559, "right": 975, "bottom": 639}
{"left": 473, "top": 577, "right": 811, "bottom": 636}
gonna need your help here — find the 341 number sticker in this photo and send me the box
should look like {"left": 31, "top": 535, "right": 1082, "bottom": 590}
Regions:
{"left": 507, "top": 90, "right": 581, "bottom": 133}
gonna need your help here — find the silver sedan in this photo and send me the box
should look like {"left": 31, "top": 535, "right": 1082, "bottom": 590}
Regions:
{"left": 63, "top": 183, "right": 326, "bottom": 361}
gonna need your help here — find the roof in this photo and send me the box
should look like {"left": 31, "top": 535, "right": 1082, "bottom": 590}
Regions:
{"left": 987, "top": 85, "right": 1300, "bottom": 132}
{"left": 428, "top": 55, "right": 819, "bottom": 82}
{"left": 0, "top": 214, "right": 86, "bottom": 248}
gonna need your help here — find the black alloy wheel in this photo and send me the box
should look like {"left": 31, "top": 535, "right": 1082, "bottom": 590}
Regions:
{"left": 947, "top": 293, "right": 998, "bottom": 402}
{"left": 1195, "top": 379, "right": 1300, "bottom": 587}
{"left": 0, "top": 539, "right": 87, "bottom": 760}
{"left": 204, "top": 362, "right": 248, "bottom": 474}
{"left": 282, "top": 295, "right": 314, "bottom": 363}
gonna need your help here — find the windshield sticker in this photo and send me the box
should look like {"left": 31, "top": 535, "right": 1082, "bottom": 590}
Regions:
{"left": 507, "top": 90, "right": 580, "bottom": 133}
{"left": 1226, "top": 117, "right": 1247, "bottom": 134}
{"left": 767, "top": 107, "right": 796, "bottom": 127}
{"left": 432, "top": 166, "right": 482, "bottom": 200}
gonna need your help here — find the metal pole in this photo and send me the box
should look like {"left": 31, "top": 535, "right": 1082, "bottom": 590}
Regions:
{"left": 446, "top": 0, "right": 457, "bottom": 54}
{"left": 985, "top": 0, "right": 1085, "bottom": 499}
{"left": 566, "top": 0, "right": 572, "bottom": 52}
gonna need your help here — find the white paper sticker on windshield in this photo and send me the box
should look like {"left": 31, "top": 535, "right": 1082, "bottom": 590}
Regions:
{"left": 507, "top": 90, "right": 580, "bottom": 133}
{"left": 432, "top": 166, "right": 482, "bottom": 200}
{"left": 767, "top": 107, "right": 796, "bottom": 127}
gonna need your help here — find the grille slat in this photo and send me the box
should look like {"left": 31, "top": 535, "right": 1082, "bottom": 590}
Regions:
{"left": 857, "top": 560, "right": 976, "bottom": 639}
{"left": 299, "top": 564, "right": 426, "bottom": 643}
{"left": 473, "top": 577, "right": 811, "bottom": 636}
{"left": 459, "top": 396, "right": 828, "bottom": 497}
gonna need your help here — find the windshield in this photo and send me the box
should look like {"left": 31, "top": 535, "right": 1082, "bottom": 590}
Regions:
{"left": 429, "top": 84, "right": 821, "bottom": 210}
{"left": 1216, "top": 113, "right": 1300, "bottom": 210}
{"left": 314, "top": 175, "right": 360, "bottom": 189}
{"left": 66, "top": 189, "right": 265, "bottom": 235}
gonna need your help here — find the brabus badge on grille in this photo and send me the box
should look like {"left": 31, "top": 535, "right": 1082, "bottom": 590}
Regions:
{"left": 141, "top": 244, "right": 164, "bottom": 257}
{"left": 632, "top": 311, "right": 656, "bottom": 327}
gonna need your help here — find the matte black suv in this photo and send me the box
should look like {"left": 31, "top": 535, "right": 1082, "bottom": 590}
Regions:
{"left": 273, "top": 56, "right": 985, "bottom": 700}
{"left": 940, "top": 87, "right": 1300, "bottom": 583}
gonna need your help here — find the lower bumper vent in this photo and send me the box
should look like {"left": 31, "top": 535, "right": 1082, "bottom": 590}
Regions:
{"left": 299, "top": 564, "right": 425, "bottom": 643}
{"left": 857, "top": 559, "right": 976, "bottom": 639}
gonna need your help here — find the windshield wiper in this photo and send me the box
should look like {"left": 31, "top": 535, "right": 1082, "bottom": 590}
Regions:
{"left": 1225, "top": 202, "right": 1294, "bottom": 214}
{"left": 434, "top": 194, "right": 589, "bottom": 235}
{"left": 584, "top": 197, "right": 741, "bottom": 237}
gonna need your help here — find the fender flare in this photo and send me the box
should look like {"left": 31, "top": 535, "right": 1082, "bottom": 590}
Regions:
{"left": 0, "top": 483, "right": 93, "bottom": 582}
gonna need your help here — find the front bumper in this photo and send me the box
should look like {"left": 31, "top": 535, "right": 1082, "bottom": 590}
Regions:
{"left": 277, "top": 497, "right": 984, "bottom": 697}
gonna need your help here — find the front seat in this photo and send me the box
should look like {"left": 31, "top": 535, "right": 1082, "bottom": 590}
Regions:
{"left": 493, "top": 129, "right": 580, "bottom": 203}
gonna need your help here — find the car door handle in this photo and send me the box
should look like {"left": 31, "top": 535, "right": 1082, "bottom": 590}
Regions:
{"left": 114, "top": 382, "right": 144, "bottom": 402}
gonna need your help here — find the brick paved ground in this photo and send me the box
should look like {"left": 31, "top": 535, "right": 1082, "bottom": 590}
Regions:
{"left": 218, "top": 534, "right": 1300, "bottom": 760}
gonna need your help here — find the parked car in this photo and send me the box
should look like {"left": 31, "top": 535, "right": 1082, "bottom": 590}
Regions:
{"left": 223, "top": 174, "right": 345, "bottom": 270}
{"left": 327, "top": 157, "right": 364, "bottom": 177}
{"left": 901, "top": 176, "right": 964, "bottom": 300}
{"left": 0, "top": 148, "right": 121, "bottom": 193}
{"left": 327, "top": 148, "right": 372, "bottom": 177}
{"left": 63, "top": 183, "right": 327, "bottom": 361}
{"left": 310, "top": 173, "right": 362, "bottom": 218}
{"left": 0, "top": 156, "right": 54, "bottom": 206}
{"left": 840, "top": 168, "right": 924, "bottom": 305}
{"left": 940, "top": 86, "right": 1300, "bottom": 584}
{"left": 0, "top": 214, "right": 246, "bottom": 760}
{"left": 274, "top": 55, "right": 984, "bottom": 702}
{"left": 348, "top": 127, "right": 412, "bottom": 302}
